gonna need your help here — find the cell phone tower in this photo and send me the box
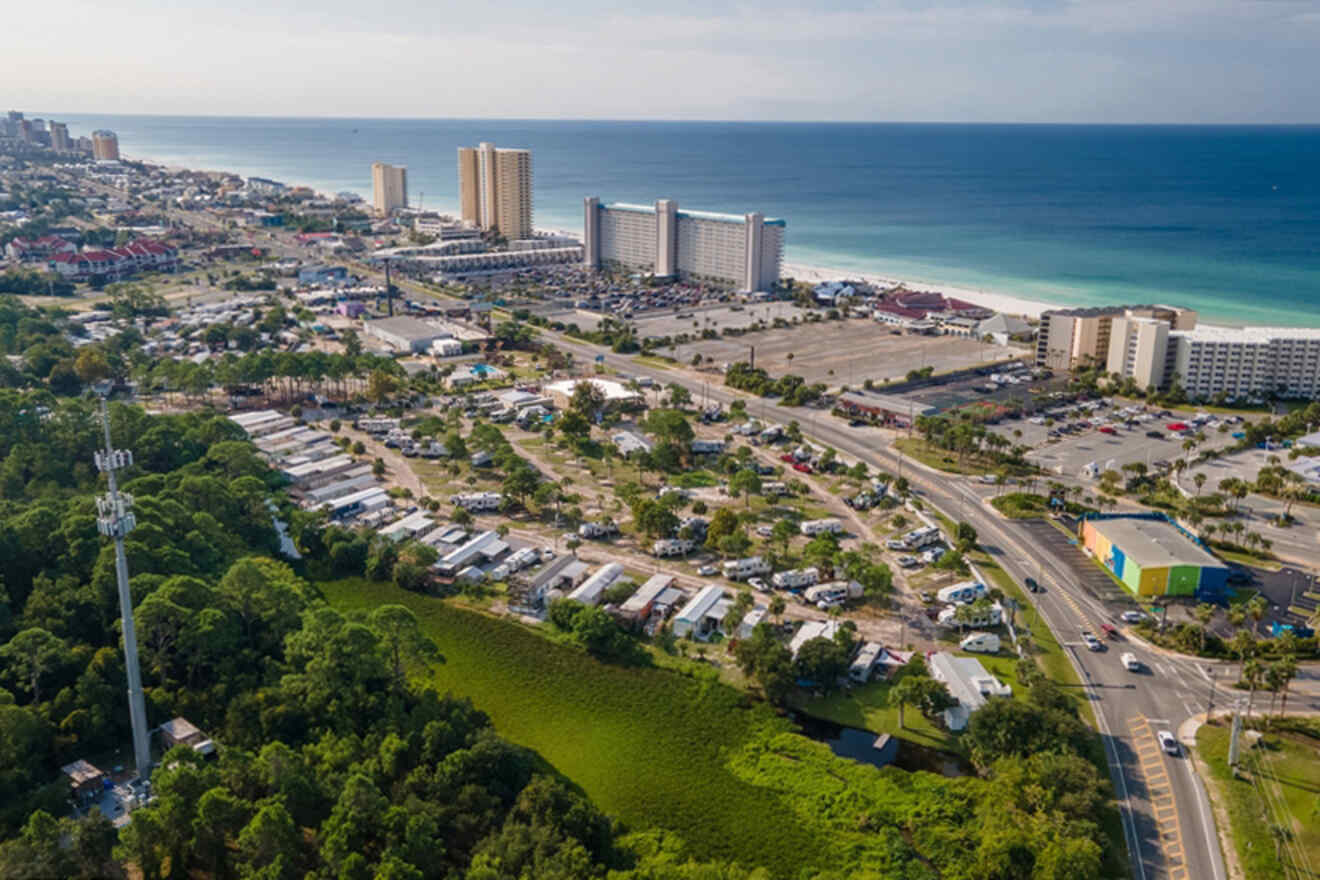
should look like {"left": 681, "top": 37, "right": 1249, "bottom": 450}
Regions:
{"left": 93, "top": 386, "right": 152, "bottom": 782}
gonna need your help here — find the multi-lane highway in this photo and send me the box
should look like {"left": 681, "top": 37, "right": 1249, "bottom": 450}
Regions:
{"left": 353, "top": 262, "right": 1269, "bottom": 880}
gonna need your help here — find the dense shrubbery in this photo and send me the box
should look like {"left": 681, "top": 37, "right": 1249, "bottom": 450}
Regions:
{"left": 724, "top": 362, "right": 825, "bottom": 405}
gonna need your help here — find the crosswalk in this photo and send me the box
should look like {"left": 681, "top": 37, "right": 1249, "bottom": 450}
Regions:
{"left": 1129, "top": 715, "right": 1188, "bottom": 880}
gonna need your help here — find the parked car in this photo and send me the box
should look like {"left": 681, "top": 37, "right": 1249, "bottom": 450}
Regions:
{"left": 1120, "top": 610, "right": 1146, "bottom": 623}
{"left": 919, "top": 591, "right": 935, "bottom": 604}
{"left": 749, "top": 577, "right": 770, "bottom": 593}
{"left": 1146, "top": 430, "right": 1164, "bottom": 439}
{"left": 1157, "top": 730, "right": 1180, "bottom": 756}
{"left": 1121, "top": 652, "right": 1142, "bottom": 672}
{"left": 697, "top": 565, "right": 718, "bottom": 576}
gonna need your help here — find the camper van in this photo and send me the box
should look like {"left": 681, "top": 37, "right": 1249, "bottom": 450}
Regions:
{"left": 804, "top": 580, "right": 863, "bottom": 609}
{"left": 722, "top": 556, "right": 772, "bottom": 581}
{"left": 772, "top": 567, "right": 820, "bottom": 590}
{"left": 578, "top": 521, "right": 619, "bottom": 539}
{"left": 799, "top": 518, "right": 844, "bottom": 537}
{"left": 936, "top": 581, "right": 987, "bottom": 605}
{"left": 450, "top": 492, "right": 503, "bottom": 513}
{"left": 651, "top": 538, "right": 695, "bottom": 558}
{"left": 902, "top": 526, "right": 942, "bottom": 550}
{"left": 959, "top": 632, "right": 1001, "bottom": 654}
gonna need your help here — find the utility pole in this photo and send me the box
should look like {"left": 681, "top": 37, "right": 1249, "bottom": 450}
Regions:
{"left": 1228, "top": 700, "right": 1243, "bottom": 768}
{"left": 1205, "top": 665, "right": 1217, "bottom": 718}
{"left": 93, "top": 387, "right": 151, "bottom": 783}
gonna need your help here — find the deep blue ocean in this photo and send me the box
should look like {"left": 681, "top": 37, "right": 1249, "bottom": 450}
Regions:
{"left": 45, "top": 115, "right": 1320, "bottom": 325}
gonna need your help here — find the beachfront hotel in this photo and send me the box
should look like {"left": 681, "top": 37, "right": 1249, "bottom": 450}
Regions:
{"left": 91, "top": 130, "right": 120, "bottom": 161}
{"left": 1115, "top": 324, "right": 1320, "bottom": 399}
{"left": 1035, "top": 305, "right": 1197, "bottom": 371}
{"left": 371, "top": 162, "right": 408, "bottom": 216}
{"left": 457, "top": 143, "right": 533, "bottom": 240}
{"left": 582, "top": 198, "right": 784, "bottom": 292}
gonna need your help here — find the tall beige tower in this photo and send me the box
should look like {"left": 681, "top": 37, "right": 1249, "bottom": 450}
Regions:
{"left": 49, "top": 122, "right": 71, "bottom": 152}
{"left": 371, "top": 162, "right": 408, "bottom": 216}
{"left": 91, "top": 130, "right": 120, "bottom": 160}
{"left": 460, "top": 142, "right": 533, "bottom": 239}
{"left": 457, "top": 147, "right": 480, "bottom": 225}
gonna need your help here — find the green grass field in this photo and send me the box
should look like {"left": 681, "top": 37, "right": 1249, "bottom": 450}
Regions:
{"left": 1198, "top": 721, "right": 1320, "bottom": 880}
{"left": 319, "top": 578, "right": 830, "bottom": 876}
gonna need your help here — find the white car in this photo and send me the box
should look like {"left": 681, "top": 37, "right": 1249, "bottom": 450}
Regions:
{"left": 896, "top": 555, "right": 920, "bottom": 568}
{"left": 1081, "top": 631, "right": 1104, "bottom": 651}
{"left": 1158, "top": 730, "right": 1180, "bottom": 756}
{"left": 756, "top": 524, "right": 774, "bottom": 538}
{"left": 1121, "top": 610, "right": 1146, "bottom": 623}
{"left": 749, "top": 577, "right": 770, "bottom": 593}
{"left": 697, "top": 565, "right": 719, "bottom": 576}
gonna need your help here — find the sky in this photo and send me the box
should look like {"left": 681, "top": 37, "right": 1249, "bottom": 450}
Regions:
{"left": 4, "top": 0, "right": 1319, "bottom": 123}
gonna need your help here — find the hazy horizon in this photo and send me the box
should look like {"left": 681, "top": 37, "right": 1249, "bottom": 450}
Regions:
{"left": 6, "top": 0, "right": 1320, "bottom": 124}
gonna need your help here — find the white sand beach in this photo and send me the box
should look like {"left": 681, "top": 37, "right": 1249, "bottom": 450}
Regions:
{"left": 782, "top": 261, "right": 1059, "bottom": 320}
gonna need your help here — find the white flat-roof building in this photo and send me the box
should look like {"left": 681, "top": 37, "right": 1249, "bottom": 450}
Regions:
{"left": 672, "top": 584, "right": 730, "bottom": 640}
{"left": 379, "top": 511, "right": 434, "bottom": 542}
{"left": 544, "top": 378, "right": 643, "bottom": 409}
{"left": 364, "top": 317, "right": 453, "bottom": 353}
{"left": 583, "top": 197, "right": 785, "bottom": 291}
{"left": 788, "top": 619, "right": 840, "bottom": 658}
{"left": 928, "top": 652, "right": 1012, "bottom": 731}
{"left": 567, "top": 562, "right": 625, "bottom": 606}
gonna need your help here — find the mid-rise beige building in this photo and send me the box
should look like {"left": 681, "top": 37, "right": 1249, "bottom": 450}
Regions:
{"left": 456, "top": 142, "right": 532, "bottom": 240}
{"left": 371, "top": 162, "right": 408, "bottom": 216}
{"left": 49, "top": 121, "right": 71, "bottom": 152}
{"left": 1036, "top": 304, "right": 1196, "bottom": 371}
{"left": 91, "top": 130, "right": 120, "bottom": 161}
{"left": 1106, "top": 316, "right": 1171, "bottom": 391}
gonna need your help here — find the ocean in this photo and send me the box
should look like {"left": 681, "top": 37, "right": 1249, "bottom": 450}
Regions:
{"left": 44, "top": 115, "right": 1320, "bottom": 326}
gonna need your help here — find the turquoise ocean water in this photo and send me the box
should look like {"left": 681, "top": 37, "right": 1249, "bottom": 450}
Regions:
{"left": 45, "top": 115, "right": 1320, "bottom": 326}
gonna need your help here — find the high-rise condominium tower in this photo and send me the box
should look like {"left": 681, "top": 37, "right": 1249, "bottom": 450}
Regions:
{"left": 372, "top": 162, "right": 408, "bottom": 216}
{"left": 457, "top": 142, "right": 532, "bottom": 240}
{"left": 49, "top": 122, "right": 71, "bottom": 152}
{"left": 91, "top": 130, "right": 120, "bottom": 160}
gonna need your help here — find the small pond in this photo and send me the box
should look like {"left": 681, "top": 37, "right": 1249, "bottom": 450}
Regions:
{"left": 793, "top": 713, "right": 972, "bottom": 777}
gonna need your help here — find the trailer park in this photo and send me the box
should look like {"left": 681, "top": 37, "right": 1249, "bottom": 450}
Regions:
{"left": 231, "top": 375, "right": 1043, "bottom": 759}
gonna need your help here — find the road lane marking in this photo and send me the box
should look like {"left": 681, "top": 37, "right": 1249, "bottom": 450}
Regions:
{"left": 1130, "top": 715, "right": 1189, "bottom": 879}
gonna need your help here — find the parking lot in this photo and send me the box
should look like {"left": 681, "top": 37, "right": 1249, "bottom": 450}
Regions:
{"left": 571, "top": 301, "right": 809, "bottom": 338}
{"left": 1017, "top": 518, "right": 1134, "bottom": 607}
{"left": 669, "top": 318, "right": 1021, "bottom": 386}
{"left": 993, "top": 404, "right": 1240, "bottom": 478}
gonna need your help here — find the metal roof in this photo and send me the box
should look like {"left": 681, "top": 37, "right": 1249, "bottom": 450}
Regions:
{"left": 1089, "top": 517, "right": 1222, "bottom": 569}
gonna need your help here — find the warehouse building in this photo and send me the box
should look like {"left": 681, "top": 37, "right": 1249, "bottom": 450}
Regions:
{"left": 1079, "top": 514, "right": 1229, "bottom": 600}
{"left": 364, "top": 316, "right": 454, "bottom": 353}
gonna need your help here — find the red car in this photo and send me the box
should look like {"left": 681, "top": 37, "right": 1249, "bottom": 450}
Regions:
{"left": 1098, "top": 426, "right": 1116, "bottom": 435}
{"left": 1167, "top": 422, "right": 1188, "bottom": 432}
{"left": 793, "top": 462, "right": 813, "bottom": 474}
{"left": 780, "top": 454, "right": 795, "bottom": 463}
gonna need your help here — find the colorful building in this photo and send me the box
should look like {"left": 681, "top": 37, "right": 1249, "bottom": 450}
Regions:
{"left": 1079, "top": 514, "right": 1229, "bottom": 600}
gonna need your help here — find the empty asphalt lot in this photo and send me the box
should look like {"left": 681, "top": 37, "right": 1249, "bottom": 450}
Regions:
{"left": 671, "top": 318, "right": 1019, "bottom": 385}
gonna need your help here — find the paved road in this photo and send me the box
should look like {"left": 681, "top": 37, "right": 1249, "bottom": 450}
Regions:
{"left": 361, "top": 261, "right": 1252, "bottom": 880}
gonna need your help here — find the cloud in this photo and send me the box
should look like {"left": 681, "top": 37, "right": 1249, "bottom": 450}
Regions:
{"left": 2, "top": 0, "right": 1318, "bottom": 120}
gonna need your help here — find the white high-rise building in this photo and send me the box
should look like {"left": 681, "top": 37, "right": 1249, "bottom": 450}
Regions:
{"left": 457, "top": 143, "right": 533, "bottom": 240}
{"left": 371, "top": 162, "right": 408, "bottom": 216}
{"left": 583, "top": 198, "right": 784, "bottom": 291}
{"left": 1106, "top": 317, "right": 1320, "bottom": 400}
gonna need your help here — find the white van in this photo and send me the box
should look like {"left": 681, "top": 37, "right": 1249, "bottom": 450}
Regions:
{"left": 1121, "top": 652, "right": 1142, "bottom": 672}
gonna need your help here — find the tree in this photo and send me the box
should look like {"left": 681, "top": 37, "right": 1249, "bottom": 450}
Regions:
{"left": 771, "top": 518, "right": 797, "bottom": 554}
{"left": 1192, "top": 603, "right": 1216, "bottom": 653}
{"left": 1246, "top": 595, "right": 1267, "bottom": 636}
{"left": 729, "top": 469, "right": 762, "bottom": 507}
{"left": 372, "top": 457, "right": 386, "bottom": 478}
{"left": 793, "top": 636, "right": 850, "bottom": 692}
{"left": 74, "top": 348, "right": 111, "bottom": 385}
{"left": 733, "top": 624, "right": 794, "bottom": 703}
{"left": 632, "top": 499, "right": 679, "bottom": 538}
{"left": 0, "top": 628, "right": 65, "bottom": 704}
{"left": 570, "top": 605, "right": 626, "bottom": 658}
{"left": 768, "top": 595, "right": 786, "bottom": 624}
{"left": 368, "top": 604, "right": 439, "bottom": 686}
{"left": 955, "top": 521, "right": 978, "bottom": 552}
{"left": 367, "top": 369, "right": 400, "bottom": 404}
{"left": 1242, "top": 657, "right": 1265, "bottom": 717}
{"left": 568, "top": 381, "right": 606, "bottom": 420}
{"left": 890, "top": 674, "right": 955, "bottom": 729}
{"left": 236, "top": 801, "right": 301, "bottom": 880}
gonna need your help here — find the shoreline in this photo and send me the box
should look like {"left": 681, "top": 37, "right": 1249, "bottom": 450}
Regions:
{"left": 125, "top": 151, "right": 1292, "bottom": 330}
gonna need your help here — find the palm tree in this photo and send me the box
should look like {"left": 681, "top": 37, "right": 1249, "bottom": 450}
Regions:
{"left": 1193, "top": 472, "right": 1207, "bottom": 496}
{"left": 769, "top": 595, "right": 786, "bottom": 625}
{"left": 1246, "top": 595, "right": 1268, "bottom": 636}
{"left": 1228, "top": 628, "right": 1256, "bottom": 667}
{"left": 1243, "top": 657, "right": 1265, "bottom": 718}
{"left": 1192, "top": 603, "right": 1216, "bottom": 653}
{"left": 1273, "top": 654, "right": 1298, "bottom": 717}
